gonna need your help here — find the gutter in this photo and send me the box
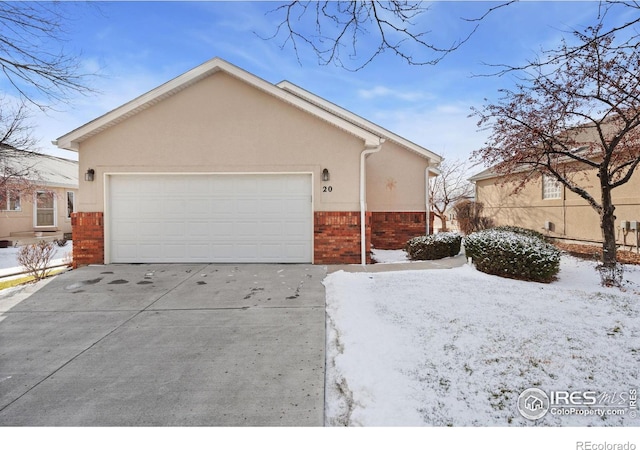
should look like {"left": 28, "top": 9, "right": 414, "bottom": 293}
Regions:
{"left": 426, "top": 167, "right": 431, "bottom": 235}
{"left": 360, "top": 139, "right": 385, "bottom": 266}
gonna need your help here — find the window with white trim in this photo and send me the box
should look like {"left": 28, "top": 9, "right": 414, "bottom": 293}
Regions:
{"left": 35, "top": 191, "right": 56, "bottom": 227}
{"left": 542, "top": 175, "right": 561, "bottom": 200}
{"left": 0, "top": 191, "right": 21, "bottom": 211}
{"left": 66, "top": 191, "right": 75, "bottom": 219}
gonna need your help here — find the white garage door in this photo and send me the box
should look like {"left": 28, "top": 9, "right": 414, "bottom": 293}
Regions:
{"left": 108, "top": 174, "right": 312, "bottom": 263}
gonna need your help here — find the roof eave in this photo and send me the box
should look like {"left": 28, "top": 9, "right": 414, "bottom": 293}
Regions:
{"left": 55, "top": 57, "right": 383, "bottom": 151}
{"left": 276, "top": 80, "right": 443, "bottom": 163}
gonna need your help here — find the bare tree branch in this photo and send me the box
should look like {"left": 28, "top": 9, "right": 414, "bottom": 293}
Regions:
{"left": 472, "top": 18, "right": 640, "bottom": 274}
{"left": 0, "top": 1, "right": 94, "bottom": 110}
{"left": 263, "top": 1, "right": 509, "bottom": 70}
{"left": 429, "top": 159, "right": 474, "bottom": 231}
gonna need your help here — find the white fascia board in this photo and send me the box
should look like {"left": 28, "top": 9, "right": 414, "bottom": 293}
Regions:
{"left": 56, "top": 57, "right": 382, "bottom": 151}
{"left": 277, "top": 81, "right": 443, "bottom": 163}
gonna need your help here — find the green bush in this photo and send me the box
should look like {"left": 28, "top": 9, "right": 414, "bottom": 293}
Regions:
{"left": 406, "top": 232, "right": 462, "bottom": 260}
{"left": 463, "top": 229, "right": 561, "bottom": 282}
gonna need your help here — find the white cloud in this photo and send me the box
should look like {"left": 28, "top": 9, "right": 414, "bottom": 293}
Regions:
{"left": 368, "top": 101, "right": 491, "bottom": 165}
{"left": 357, "top": 85, "right": 432, "bottom": 102}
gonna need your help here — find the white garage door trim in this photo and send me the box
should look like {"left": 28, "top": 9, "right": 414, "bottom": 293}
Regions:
{"left": 105, "top": 172, "right": 313, "bottom": 263}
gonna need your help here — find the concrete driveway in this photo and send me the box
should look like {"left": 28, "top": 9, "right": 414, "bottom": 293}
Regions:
{"left": 0, "top": 263, "right": 326, "bottom": 426}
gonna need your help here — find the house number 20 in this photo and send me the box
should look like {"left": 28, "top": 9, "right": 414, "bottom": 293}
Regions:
{"left": 323, "top": 186, "right": 333, "bottom": 193}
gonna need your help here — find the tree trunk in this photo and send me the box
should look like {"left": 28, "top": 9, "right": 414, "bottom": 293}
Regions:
{"left": 440, "top": 215, "right": 448, "bottom": 232}
{"left": 600, "top": 185, "right": 617, "bottom": 269}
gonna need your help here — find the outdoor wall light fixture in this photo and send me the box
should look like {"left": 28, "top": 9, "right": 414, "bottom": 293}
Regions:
{"left": 85, "top": 168, "right": 95, "bottom": 182}
{"left": 322, "top": 168, "right": 330, "bottom": 182}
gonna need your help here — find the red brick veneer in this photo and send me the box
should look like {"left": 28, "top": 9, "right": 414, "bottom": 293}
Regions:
{"left": 370, "top": 212, "right": 432, "bottom": 250}
{"left": 71, "top": 212, "right": 104, "bottom": 268}
{"left": 314, "top": 211, "right": 371, "bottom": 264}
{"left": 72, "top": 210, "right": 429, "bottom": 267}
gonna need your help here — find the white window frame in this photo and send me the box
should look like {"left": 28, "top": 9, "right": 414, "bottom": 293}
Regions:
{"left": 0, "top": 190, "right": 21, "bottom": 211}
{"left": 542, "top": 174, "right": 561, "bottom": 200}
{"left": 34, "top": 190, "right": 57, "bottom": 228}
{"left": 66, "top": 191, "right": 76, "bottom": 219}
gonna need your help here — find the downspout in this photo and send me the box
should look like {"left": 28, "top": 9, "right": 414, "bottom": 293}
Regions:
{"left": 425, "top": 166, "right": 431, "bottom": 236}
{"left": 360, "top": 139, "right": 385, "bottom": 266}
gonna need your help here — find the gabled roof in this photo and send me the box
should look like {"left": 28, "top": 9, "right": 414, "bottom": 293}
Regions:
{"left": 55, "top": 57, "right": 442, "bottom": 165}
{"left": 55, "top": 57, "right": 388, "bottom": 151}
{"left": 1, "top": 147, "right": 78, "bottom": 188}
{"left": 276, "top": 81, "right": 442, "bottom": 163}
{"left": 468, "top": 167, "right": 499, "bottom": 182}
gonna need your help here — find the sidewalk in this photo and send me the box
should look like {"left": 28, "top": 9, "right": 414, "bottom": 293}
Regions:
{"left": 328, "top": 253, "right": 467, "bottom": 273}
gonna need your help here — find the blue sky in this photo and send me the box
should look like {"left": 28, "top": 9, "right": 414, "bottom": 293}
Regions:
{"left": 17, "top": 1, "right": 633, "bottom": 167}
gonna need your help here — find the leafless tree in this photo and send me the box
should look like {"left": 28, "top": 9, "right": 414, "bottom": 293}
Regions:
{"left": 472, "top": 22, "right": 640, "bottom": 285}
{"left": 0, "top": 1, "right": 93, "bottom": 109}
{"left": 453, "top": 200, "right": 494, "bottom": 236}
{"left": 429, "top": 159, "right": 474, "bottom": 232}
{"left": 17, "top": 240, "right": 56, "bottom": 281}
{"left": 0, "top": 99, "right": 40, "bottom": 202}
{"left": 266, "top": 1, "right": 513, "bottom": 70}
{"left": 480, "top": 1, "right": 640, "bottom": 77}
{"left": 0, "top": 2, "right": 93, "bottom": 202}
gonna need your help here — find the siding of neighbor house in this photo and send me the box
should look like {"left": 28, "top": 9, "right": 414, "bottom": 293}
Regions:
{"left": 474, "top": 168, "right": 640, "bottom": 245}
{"left": 0, "top": 187, "right": 75, "bottom": 238}
{"left": 63, "top": 63, "right": 438, "bottom": 265}
{"left": 0, "top": 152, "right": 78, "bottom": 241}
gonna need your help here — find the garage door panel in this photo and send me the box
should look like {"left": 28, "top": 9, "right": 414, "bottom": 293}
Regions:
{"left": 259, "top": 199, "right": 285, "bottom": 215}
{"left": 138, "top": 243, "right": 163, "bottom": 259}
{"left": 262, "top": 221, "right": 284, "bottom": 237}
{"left": 163, "top": 221, "right": 185, "bottom": 236}
{"left": 236, "top": 199, "right": 260, "bottom": 214}
{"left": 187, "top": 221, "right": 211, "bottom": 237}
{"left": 236, "top": 221, "right": 259, "bottom": 237}
{"left": 210, "top": 199, "right": 235, "bottom": 215}
{"left": 184, "top": 198, "right": 210, "bottom": 216}
{"left": 137, "top": 179, "right": 165, "bottom": 194}
{"left": 109, "top": 174, "right": 312, "bottom": 263}
{"left": 284, "top": 220, "right": 309, "bottom": 237}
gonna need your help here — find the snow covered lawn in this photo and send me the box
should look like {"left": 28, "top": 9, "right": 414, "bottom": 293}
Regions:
{"left": 324, "top": 256, "right": 640, "bottom": 426}
{"left": 0, "top": 241, "right": 73, "bottom": 276}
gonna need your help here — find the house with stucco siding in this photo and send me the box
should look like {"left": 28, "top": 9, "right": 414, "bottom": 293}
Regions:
{"left": 470, "top": 166, "right": 640, "bottom": 247}
{"left": 0, "top": 149, "right": 78, "bottom": 245}
{"left": 55, "top": 58, "right": 442, "bottom": 266}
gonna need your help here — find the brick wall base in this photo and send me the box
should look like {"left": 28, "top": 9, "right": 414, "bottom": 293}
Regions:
{"left": 314, "top": 211, "right": 371, "bottom": 264}
{"left": 371, "top": 211, "right": 432, "bottom": 250}
{"left": 71, "top": 212, "right": 104, "bottom": 268}
{"left": 70, "top": 210, "right": 430, "bottom": 267}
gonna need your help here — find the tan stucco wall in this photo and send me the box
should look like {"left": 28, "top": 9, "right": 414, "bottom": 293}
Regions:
{"left": 475, "top": 168, "right": 640, "bottom": 244}
{"left": 74, "top": 71, "right": 426, "bottom": 213}
{"left": 0, "top": 187, "right": 75, "bottom": 238}
{"left": 366, "top": 140, "right": 428, "bottom": 212}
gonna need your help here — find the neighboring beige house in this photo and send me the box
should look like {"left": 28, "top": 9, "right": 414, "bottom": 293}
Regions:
{"left": 55, "top": 58, "right": 442, "bottom": 266}
{"left": 470, "top": 166, "right": 640, "bottom": 246}
{"left": 0, "top": 150, "right": 78, "bottom": 245}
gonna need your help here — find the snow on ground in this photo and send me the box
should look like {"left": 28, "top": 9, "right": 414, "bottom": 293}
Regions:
{"left": 371, "top": 248, "right": 410, "bottom": 264}
{"left": 0, "top": 242, "right": 73, "bottom": 276}
{"left": 324, "top": 255, "right": 640, "bottom": 426}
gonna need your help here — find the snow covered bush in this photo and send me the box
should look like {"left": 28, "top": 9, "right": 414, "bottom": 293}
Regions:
{"left": 463, "top": 229, "right": 561, "bottom": 282}
{"left": 491, "top": 225, "right": 546, "bottom": 241}
{"left": 406, "top": 232, "right": 462, "bottom": 260}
